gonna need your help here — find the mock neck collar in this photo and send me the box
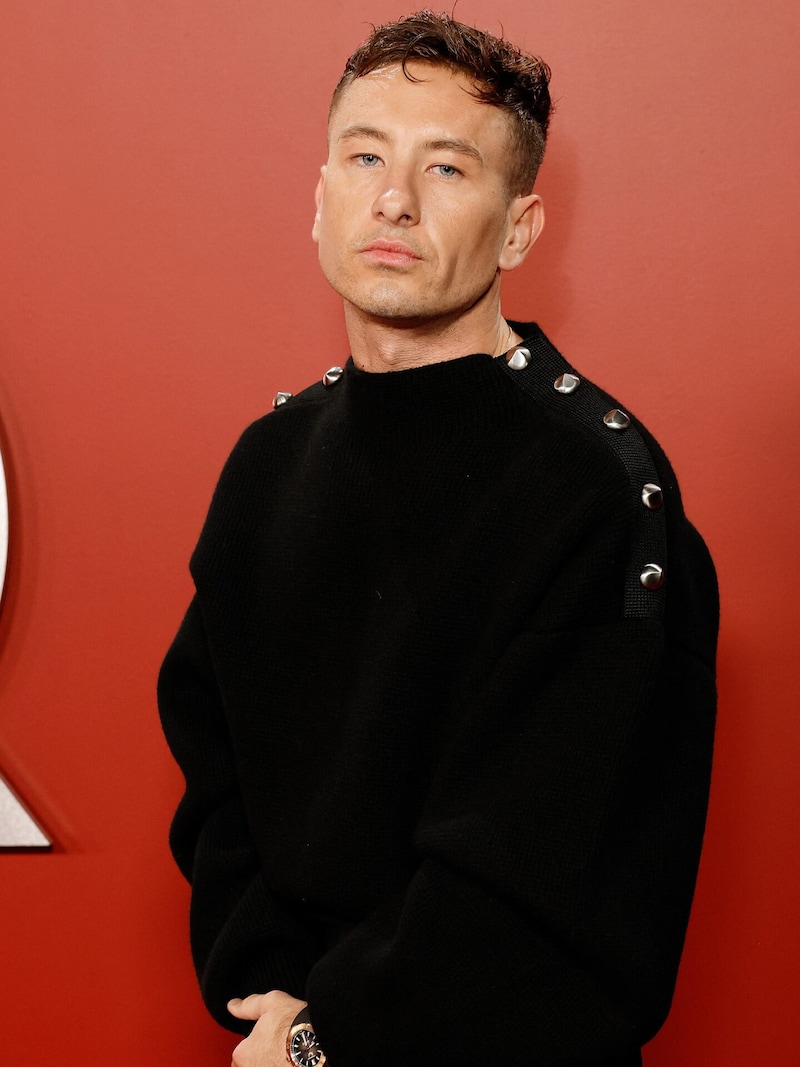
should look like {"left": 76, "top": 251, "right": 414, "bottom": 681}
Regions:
{"left": 328, "top": 323, "right": 542, "bottom": 432}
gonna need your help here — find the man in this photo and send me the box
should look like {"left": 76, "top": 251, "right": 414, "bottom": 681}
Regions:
{"left": 158, "top": 12, "right": 718, "bottom": 1067}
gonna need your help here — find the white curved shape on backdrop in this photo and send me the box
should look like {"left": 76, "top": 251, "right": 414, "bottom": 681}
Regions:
{"left": 0, "top": 445, "right": 7, "bottom": 600}
{"left": 0, "top": 444, "right": 50, "bottom": 847}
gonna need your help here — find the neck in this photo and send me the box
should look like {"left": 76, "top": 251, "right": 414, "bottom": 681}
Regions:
{"left": 344, "top": 301, "right": 522, "bottom": 373}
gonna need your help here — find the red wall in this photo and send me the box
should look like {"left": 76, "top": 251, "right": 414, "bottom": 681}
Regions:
{"left": 1, "top": 2, "right": 798, "bottom": 1062}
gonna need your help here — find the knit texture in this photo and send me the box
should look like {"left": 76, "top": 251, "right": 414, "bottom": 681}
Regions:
{"left": 158, "top": 325, "right": 718, "bottom": 1067}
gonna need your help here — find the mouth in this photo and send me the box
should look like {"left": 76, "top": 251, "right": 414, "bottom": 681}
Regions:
{"left": 359, "top": 239, "right": 423, "bottom": 266}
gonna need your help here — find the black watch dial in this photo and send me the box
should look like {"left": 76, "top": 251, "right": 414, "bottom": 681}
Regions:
{"left": 289, "top": 1025, "right": 325, "bottom": 1067}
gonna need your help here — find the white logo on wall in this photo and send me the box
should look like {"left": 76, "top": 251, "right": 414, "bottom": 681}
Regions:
{"left": 0, "top": 445, "right": 50, "bottom": 848}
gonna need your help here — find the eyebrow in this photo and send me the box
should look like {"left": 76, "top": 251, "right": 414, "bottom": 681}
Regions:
{"left": 337, "top": 124, "right": 391, "bottom": 145}
{"left": 422, "top": 138, "right": 484, "bottom": 165}
{"left": 337, "top": 125, "right": 485, "bottom": 166}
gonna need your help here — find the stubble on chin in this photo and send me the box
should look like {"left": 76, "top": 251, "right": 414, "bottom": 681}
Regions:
{"left": 324, "top": 261, "right": 438, "bottom": 322}
{"left": 348, "top": 289, "right": 437, "bottom": 321}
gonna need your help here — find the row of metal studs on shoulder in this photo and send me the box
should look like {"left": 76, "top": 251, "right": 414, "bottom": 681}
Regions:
{"left": 272, "top": 365, "right": 345, "bottom": 409}
{"left": 506, "top": 344, "right": 665, "bottom": 592}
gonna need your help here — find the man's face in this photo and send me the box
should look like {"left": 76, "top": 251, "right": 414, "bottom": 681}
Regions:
{"left": 312, "top": 62, "right": 531, "bottom": 325}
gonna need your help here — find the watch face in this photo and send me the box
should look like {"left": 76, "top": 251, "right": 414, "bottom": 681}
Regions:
{"left": 289, "top": 1026, "right": 324, "bottom": 1067}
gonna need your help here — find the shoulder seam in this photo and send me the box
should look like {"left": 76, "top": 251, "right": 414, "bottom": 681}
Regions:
{"left": 501, "top": 326, "right": 668, "bottom": 620}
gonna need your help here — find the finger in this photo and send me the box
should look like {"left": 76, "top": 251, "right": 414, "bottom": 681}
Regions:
{"left": 227, "top": 993, "right": 266, "bottom": 1019}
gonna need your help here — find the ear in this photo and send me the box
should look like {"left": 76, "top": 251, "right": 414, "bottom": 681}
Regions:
{"left": 311, "top": 165, "right": 326, "bottom": 244}
{"left": 498, "top": 193, "right": 545, "bottom": 272}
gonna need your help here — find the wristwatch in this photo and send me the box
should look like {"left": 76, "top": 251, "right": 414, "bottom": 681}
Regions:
{"left": 286, "top": 1006, "right": 326, "bottom": 1067}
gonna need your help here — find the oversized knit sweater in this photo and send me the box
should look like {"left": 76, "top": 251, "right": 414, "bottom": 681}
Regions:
{"left": 158, "top": 323, "right": 718, "bottom": 1067}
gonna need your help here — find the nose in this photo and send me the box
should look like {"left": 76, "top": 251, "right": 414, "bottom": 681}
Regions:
{"left": 372, "top": 166, "right": 420, "bottom": 227}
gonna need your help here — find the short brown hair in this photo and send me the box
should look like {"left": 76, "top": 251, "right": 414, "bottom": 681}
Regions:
{"left": 330, "top": 11, "right": 552, "bottom": 195}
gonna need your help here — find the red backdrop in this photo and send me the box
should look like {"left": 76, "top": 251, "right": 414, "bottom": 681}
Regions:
{"left": 1, "top": 1, "right": 797, "bottom": 1062}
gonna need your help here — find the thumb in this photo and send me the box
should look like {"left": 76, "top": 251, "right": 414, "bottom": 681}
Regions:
{"left": 227, "top": 993, "right": 267, "bottom": 1020}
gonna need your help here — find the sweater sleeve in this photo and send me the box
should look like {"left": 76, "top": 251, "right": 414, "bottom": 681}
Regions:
{"left": 157, "top": 596, "right": 318, "bottom": 1030}
{"left": 305, "top": 540, "right": 718, "bottom": 1065}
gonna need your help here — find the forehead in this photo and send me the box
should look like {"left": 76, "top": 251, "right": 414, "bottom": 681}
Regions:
{"left": 328, "top": 62, "right": 513, "bottom": 152}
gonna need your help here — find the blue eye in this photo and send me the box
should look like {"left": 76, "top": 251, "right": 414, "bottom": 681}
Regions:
{"left": 359, "top": 154, "right": 381, "bottom": 167}
{"left": 433, "top": 164, "right": 460, "bottom": 178}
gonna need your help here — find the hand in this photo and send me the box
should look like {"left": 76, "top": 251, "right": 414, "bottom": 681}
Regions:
{"left": 228, "top": 990, "right": 307, "bottom": 1067}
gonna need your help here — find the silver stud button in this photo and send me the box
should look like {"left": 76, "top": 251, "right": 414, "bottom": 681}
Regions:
{"left": 641, "top": 483, "right": 663, "bottom": 510}
{"left": 322, "top": 366, "right": 344, "bottom": 386}
{"left": 272, "top": 391, "right": 293, "bottom": 408}
{"left": 554, "top": 372, "right": 580, "bottom": 394}
{"left": 603, "top": 408, "right": 631, "bottom": 431}
{"left": 507, "top": 346, "right": 531, "bottom": 371}
{"left": 640, "top": 563, "right": 665, "bottom": 590}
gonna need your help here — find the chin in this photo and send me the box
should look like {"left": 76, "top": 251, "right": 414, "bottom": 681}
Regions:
{"left": 336, "top": 280, "right": 443, "bottom": 322}
{"left": 357, "top": 298, "right": 439, "bottom": 321}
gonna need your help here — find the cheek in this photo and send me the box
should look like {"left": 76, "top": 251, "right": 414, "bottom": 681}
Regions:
{"left": 318, "top": 192, "right": 362, "bottom": 248}
{"left": 447, "top": 213, "right": 508, "bottom": 276}
{"left": 315, "top": 211, "right": 345, "bottom": 263}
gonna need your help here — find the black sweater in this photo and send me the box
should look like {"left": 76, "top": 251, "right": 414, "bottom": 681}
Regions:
{"left": 158, "top": 324, "right": 718, "bottom": 1067}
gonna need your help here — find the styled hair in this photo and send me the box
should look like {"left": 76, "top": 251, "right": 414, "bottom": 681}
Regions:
{"left": 330, "top": 11, "right": 553, "bottom": 195}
